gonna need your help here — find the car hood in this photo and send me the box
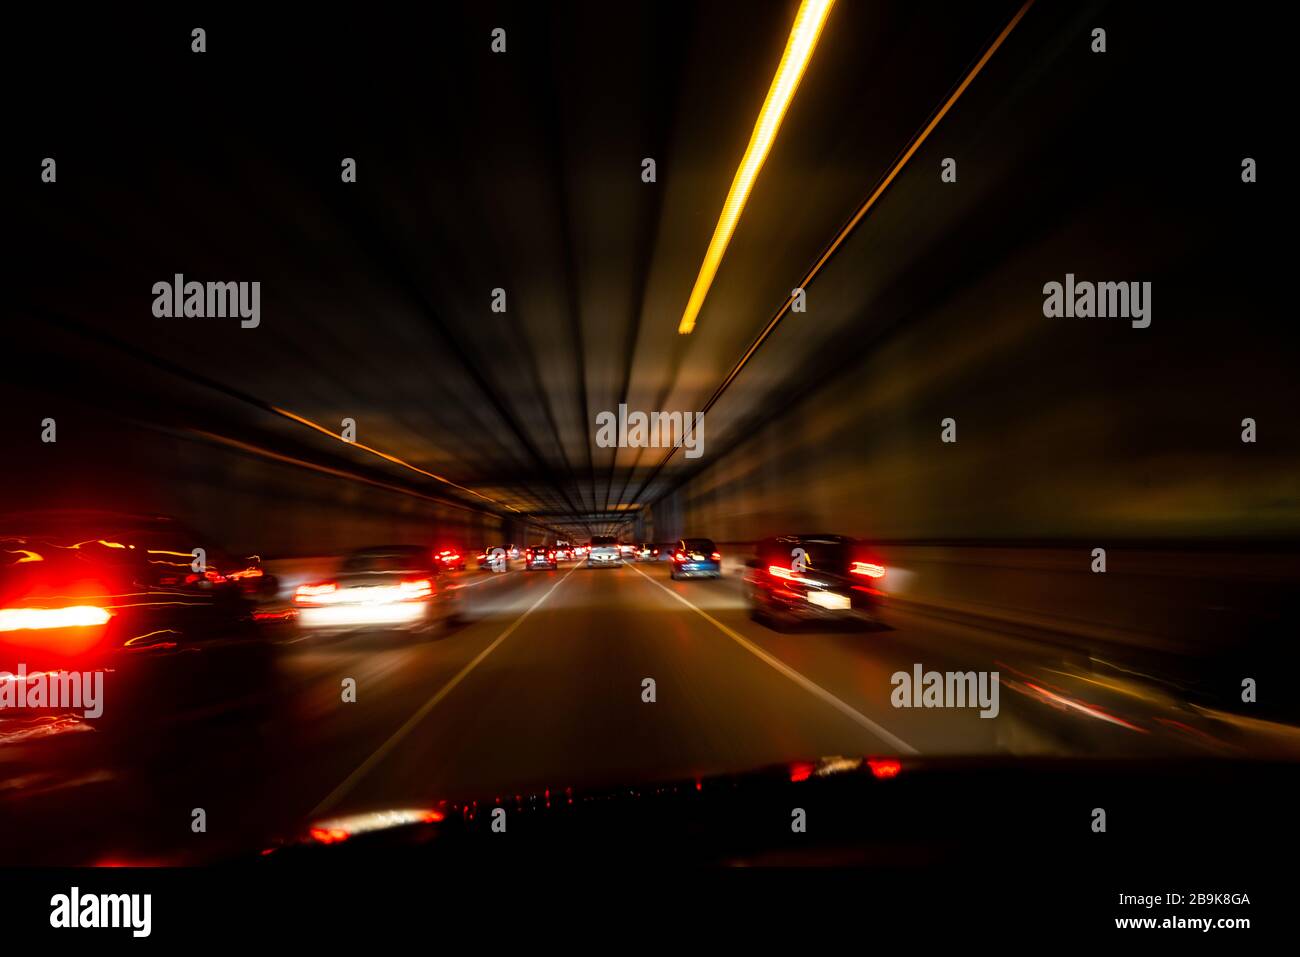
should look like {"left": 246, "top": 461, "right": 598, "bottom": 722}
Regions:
{"left": 253, "top": 754, "right": 1299, "bottom": 868}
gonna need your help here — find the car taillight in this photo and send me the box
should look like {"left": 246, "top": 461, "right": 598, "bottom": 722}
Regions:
{"left": 711, "top": 552, "right": 721, "bottom": 561}
{"left": 294, "top": 582, "right": 338, "bottom": 604}
{"left": 674, "top": 552, "right": 686, "bottom": 562}
{"left": 867, "top": 758, "right": 902, "bottom": 779}
{"left": 184, "top": 568, "right": 228, "bottom": 585}
{"left": 850, "top": 562, "right": 885, "bottom": 579}
{"left": 0, "top": 605, "right": 113, "bottom": 632}
{"left": 398, "top": 578, "right": 433, "bottom": 600}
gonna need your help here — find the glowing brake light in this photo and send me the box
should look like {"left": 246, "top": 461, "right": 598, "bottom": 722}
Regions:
{"left": 309, "top": 826, "right": 349, "bottom": 845}
{"left": 0, "top": 605, "right": 113, "bottom": 632}
{"left": 850, "top": 562, "right": 885, "bottom": 579}
{"left": 397, "top": 578, "right": 433, "bottom": 600}
{"left": 711, "top": 552, "right": 721, "bottom": 561}
{"left": 674, "top": 552, "right": 686, "bottom": 562}
{"left": 294, "top": 582, "right": 338, "bottom": 604}
{"left": 867, "top": 758, "right": 901, "bottom": 779}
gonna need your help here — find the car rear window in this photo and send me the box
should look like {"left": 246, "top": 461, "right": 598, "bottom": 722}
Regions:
{"left": 342, "top": 550, "right": 427, "bottom": 573}
{"left": 591, "top": 537, "right": 616, "bottom": 546}
{"left": 683, "top": 539, "right": 715, "bottom": 551}
{"left": 762, "top": 538, "right": 849, "bottom": 571}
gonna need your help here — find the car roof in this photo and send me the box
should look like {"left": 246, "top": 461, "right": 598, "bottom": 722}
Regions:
{"left": 347, "top": 545, "right": 430, "bottom": 557}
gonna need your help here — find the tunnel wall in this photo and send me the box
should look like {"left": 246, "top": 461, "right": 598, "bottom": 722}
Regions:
{"left": 2, "top": 404, "right": 504, "bottom": 559}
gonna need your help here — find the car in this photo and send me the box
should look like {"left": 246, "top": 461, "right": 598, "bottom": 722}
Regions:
{"left": 553, "top": 540, "right": 573, "bottom": 562}
{"left": 744, "top": 534, "right": 884, "bottom": 630}
{"left": 434, "top": 548, "right": 467, "bottom": 572}
{"left": 633, "top": 543, "right": 659, "bottom": 562}
{"left": 524, "top": 546, "right": 559, "bottom": 571}
{"left": 505, "top": 545, "right": 522, "bottom": 561}
{"left": 586, "top": 536, "right": 622, "bottom": 568}
{"left": 619, "top": 542, "right": 636, "bottom": 558}
{"left": 294, "top": 546, "right": 459, "bottom": 635}
{"left": 0, "top": 510, "right": 272, "bottom": 669}
{"left": 669, "top": 538, "right": 722, "bottom": 580}
{"left": 476, "top": 547, "right": 510, "bottom": 571}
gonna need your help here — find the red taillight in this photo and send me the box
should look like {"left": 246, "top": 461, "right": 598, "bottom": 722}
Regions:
{"left": 674, "top": 552, "right": 686, "bottom": 562}
{"left": 768, "top": 564, "right": 797, "bottom": 579}
{"left": 868, "top": 758, "right": 901, "bottom": 779}
{"left": 294, "top": 582, "right": 338, "bottom": 604}
{"left": 309, "top": 827, "right": 349, "bottom": 845}
{"left": 184, "top": 568, "right": 228, "bottom": 585}
{"left": 710, "top": 552, "right": 721, "bottom": 561}
{"left": 0, "top": 605, "right": 113, "bottom": 632}
{"left": 850, "top": 562, "right": 885, "bottom": 579}
{"left": 398, "top": 578, "right": 433, "bottom": 600}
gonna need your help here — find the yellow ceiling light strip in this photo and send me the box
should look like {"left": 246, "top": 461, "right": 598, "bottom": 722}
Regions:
{"left": 677, "top": 0, "right": 836, "bottom": 335}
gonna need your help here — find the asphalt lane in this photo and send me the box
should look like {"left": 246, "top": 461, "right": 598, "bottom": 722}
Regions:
{"left": 315, "top": 560, "right": 910, "bottom": 820}
{"left": 3, "top": 558, "right": 1295, "bottom": 865}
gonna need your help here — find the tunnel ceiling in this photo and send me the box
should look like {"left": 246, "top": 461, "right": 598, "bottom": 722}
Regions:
{"left": 14, "top": 1, "right": 1269, "bottom": 543}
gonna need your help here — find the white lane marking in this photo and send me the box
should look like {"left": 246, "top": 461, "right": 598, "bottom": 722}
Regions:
{"left": 310, "top": 564, "right": 582, "bottom": 816}
{"left": 628, "top": 563, "right": 919, "bottom": 755}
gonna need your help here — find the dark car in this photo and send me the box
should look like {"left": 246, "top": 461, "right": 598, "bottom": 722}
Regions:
{"left": 744, "top": 534, "right": 884, "bottom": 629}
{"left": 669, "top": 538, "right": 722, "bottom": 580}
{"left": 295, "top": 546, "right": 459, "bottom": 635}
{"left": 434, "top": 548, "right": 467, "bottom": 572}
{"left": 0, "top": 510, "right": 272, "bottom": 669}
{"left": 633, "top": 543, "right": 659, "bottom": 562}
{"left": 524, "top": 546, "right": 559, "bottom": 571}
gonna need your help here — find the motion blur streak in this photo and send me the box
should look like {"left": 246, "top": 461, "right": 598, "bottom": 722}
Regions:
{"left": 0, "top": 606, "right": 111, "bottom": 631}
{"left": 677, "top": 0, "right": 836, "bottom": 334}
{"left": 647, "top": 0, "right": 1035, "bottom": 493}
{"left": 270, "top": 406, "right": 520, "bottom": 512}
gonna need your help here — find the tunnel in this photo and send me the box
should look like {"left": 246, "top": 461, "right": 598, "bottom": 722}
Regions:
{"left": 1, "top": 0, "right": 1295, "bottom": 932}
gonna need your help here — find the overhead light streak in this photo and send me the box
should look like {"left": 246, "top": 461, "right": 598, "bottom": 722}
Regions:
{"left": 270, "top": 406, "right": 520, "bottom": 512}
{"left": 627, "top": 0, "right": 1035, "bottom": 509}
{"left": 677, "top": 0, "right": 837, "bottom": 335}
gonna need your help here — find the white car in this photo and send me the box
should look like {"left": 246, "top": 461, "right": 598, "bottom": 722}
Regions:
{"left": 586, "top": 536, "right": 622, "bottom": 568}
{"left": 294, "top": 546, "right": 459, "bottom": 635}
